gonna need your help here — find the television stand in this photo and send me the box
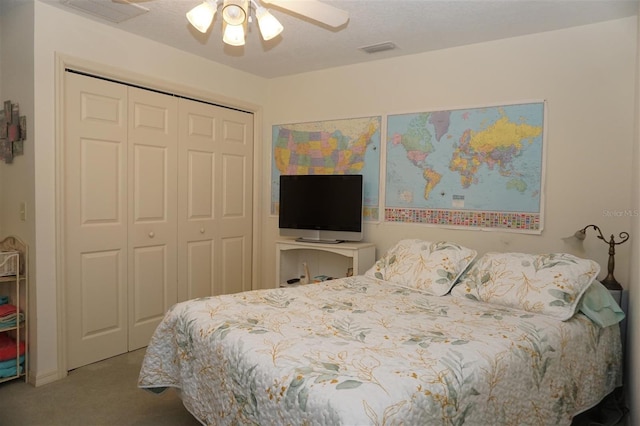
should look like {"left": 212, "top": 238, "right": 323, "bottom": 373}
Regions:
{"left": 295, "top": 238, "right": 344, "bottom": 244}
{"left": 276, "top": 239, "right": 376, "bottom": 288}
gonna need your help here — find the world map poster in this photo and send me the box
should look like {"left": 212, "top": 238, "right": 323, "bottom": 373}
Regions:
{"left": 385, "top": 102, "right": 545, "bottom": 233}
{"left": 271, "top": 116, "right": 381, "bottom": 221}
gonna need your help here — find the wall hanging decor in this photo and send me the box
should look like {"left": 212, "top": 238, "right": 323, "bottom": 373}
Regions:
{"left": 385, "top": 101, "right": 546, "bottom": 233}
{"left": 271, "top": 116, "right": 382, "bottom": 222}
{"left": 0, "top": 100, "right": 27, "bottom": 164}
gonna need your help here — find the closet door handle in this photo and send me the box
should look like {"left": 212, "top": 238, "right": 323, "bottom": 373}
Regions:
{"left": 148, "top": 232, "right": 155, "bottom": 238}
{"left": 200, "top": 228, "right": 205, "bottom": 234}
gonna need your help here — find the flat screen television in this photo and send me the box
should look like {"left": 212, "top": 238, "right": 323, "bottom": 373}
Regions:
{"left": 279, "top": 174, "right": 363, "bottom": 243}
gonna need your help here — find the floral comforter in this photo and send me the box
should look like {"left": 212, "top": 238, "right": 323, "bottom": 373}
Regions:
{"left": 138, "top": 276, "right": 622, "bottom": 425}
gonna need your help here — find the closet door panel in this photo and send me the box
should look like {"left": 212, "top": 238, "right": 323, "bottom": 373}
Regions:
{"left": 187, "top": 240, "right": 215, "bottom": 299}
{"left": 178, "top": 99, "right": 253, "bottom": 300}
{"left": 221, "top": 154, "right": 246, "bottom": 217}
{"left": 80, "top": 251, "right": 123, "bottom": 336}
{"left": 221, "top": 236, "right": 246, "bottom": 295}
{"left": 217, "top": 113, "right": 254, "bottom": 295}
{"left": 188, "top": 151, "right": 215, "bottom": 219}
{"left": 127, "top": 87, "right": 178, "bottom": 350}
{"left": 178, "top": 100, "right": 218, "bottom": 301}
{"left": 185, "top": 150, "right": 216, "bottom": 299}
{"left": 132, "top": 245, "right": 167, "bottom": 323}
{"left": 81, "top": 140, "right": 121, "bottom": 225}
{"left": 133, "top": 145, "right": 168, "bottom": 221}
{"left": 65, "top": 72, "right": 128, "bottom": 369}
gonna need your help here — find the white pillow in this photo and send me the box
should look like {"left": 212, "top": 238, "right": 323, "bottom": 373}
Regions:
{"left": 450, "top": 252, "right": 600, "bottom": 320}
{"left": 365, "top": 239, "right": 477, "bottom": 296}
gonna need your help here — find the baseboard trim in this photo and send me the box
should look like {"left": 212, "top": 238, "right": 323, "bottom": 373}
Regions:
{"left": 33, "top": 369, "right": 67, "bottom": 387}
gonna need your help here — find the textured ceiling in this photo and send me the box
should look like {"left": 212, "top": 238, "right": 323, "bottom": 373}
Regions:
{"left": 44, "top": 0, "right": 639, "bottom": 79}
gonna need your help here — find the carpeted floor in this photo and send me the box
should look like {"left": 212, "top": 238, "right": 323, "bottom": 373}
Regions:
{"left": 0, "top": 349, "right": 201, "bottom": 426}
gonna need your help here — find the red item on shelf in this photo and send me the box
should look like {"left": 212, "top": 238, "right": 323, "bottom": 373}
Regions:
{"left": 0, "top": 304, "right": 17, "bottom": 317}
{"left": 0, "top": 333, "right": 25, "bottom": 361}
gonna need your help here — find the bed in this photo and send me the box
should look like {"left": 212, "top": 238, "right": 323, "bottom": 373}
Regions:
{"left": 138, "top": 239, "right": 624, "bottom": 425}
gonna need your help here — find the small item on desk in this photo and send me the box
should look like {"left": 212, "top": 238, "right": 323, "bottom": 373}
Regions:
{"left": 286, "top": 278, "right": 300, "bottom": 285}
{"left": 299, "top": 275, "right": 308, "bottom": 285}
{"left": 303, "top": 262, "right": 311, "bottom": 284}
{"left": 313, "top": 275, "right": 333, "bottom": 282}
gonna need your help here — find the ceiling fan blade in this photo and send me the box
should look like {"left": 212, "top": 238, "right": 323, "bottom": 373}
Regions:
{"left": 261, "top": 0, "right": 349, "bottom": 28}
{"left": 112, "top": 0, "right": 154, "bottom": 3}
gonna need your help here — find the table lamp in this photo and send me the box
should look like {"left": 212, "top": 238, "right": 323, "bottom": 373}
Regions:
{"left": 569, "top": 224, "right": 629, "bottom": 290}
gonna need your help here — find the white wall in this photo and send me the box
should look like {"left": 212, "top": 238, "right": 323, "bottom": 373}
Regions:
{"left": 263, "top": 18, "right": 637, "bottom": 293}
{"left": 32, "top": 0, "right": 268, "bottom": 384}
{"left": 0, "top": 0, "right": 36, "bottom": 377}
{"left": 0, "top": 0, "right": 34, "bottom": 239}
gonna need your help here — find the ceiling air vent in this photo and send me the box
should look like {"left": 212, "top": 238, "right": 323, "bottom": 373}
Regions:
{"left": 359, "top": 42, "right": 397, "bottom": 54}
{"left": 60, "top": 0, "right": 149, "bottom": 23}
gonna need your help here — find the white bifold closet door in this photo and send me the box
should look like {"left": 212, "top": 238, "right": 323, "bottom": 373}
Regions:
{"left": 177, "top": 98, "right": 253, "bottom": 300}
{"left": 127, "top": 85, "right": 179, "bottom": 351}
{"left": 64, "top": 71, "right": 253, "bottom": 370}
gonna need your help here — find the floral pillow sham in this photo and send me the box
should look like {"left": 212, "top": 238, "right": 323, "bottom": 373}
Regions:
{"left": 364, "top": 239, "right": 477, "bottom": 296}
{"left": 450, "top": 252, "right": 600, "bottom": 320}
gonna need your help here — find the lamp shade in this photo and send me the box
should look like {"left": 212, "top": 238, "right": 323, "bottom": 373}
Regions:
{"left": 223, "top": 22, "right": 246, "bottom": 46}
{"left": 222, "top": 0, "right": 248, "bottom": 26}
{"left": 255, "top": 6, "right": 283, "bottom": 40}
{"left": 186, "top": 1, "right": 217, "bottom": 33}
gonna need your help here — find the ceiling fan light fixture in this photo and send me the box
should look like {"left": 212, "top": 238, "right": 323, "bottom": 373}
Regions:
{"left": 223, "top": 22, "right": 246, "bottom": 46}
{"left": 222, "top": 0, "right": 248, "bottom": 26}
{"left": 186, "top": 0, "right": 217, "bottom": 33}
{"left": 255, "top": 6, "right": 283, "bottom": 41}
{"left": 185, "top": 0, "right": 349, "bottom": 47}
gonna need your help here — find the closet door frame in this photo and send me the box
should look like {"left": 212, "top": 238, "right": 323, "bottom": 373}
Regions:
{"left": 54, "top": 53, "right": 262, "bottom": 379}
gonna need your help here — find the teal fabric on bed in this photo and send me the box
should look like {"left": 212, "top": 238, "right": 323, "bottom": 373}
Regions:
{"left": 579, "top": 281, "right": 625, "bottom": 327}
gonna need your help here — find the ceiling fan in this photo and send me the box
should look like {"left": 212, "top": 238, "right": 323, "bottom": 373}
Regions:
{"left": 107, "top": 0, "right": 348, "bottom": 46}
{"left": 112, "top": 0, "right": 349, "bottom": 28}
{"left": 182, "top": 0, "right": 349, "bottom": 46}
{"left": 259, "top": 0, "right": 349, "bottom": 28}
